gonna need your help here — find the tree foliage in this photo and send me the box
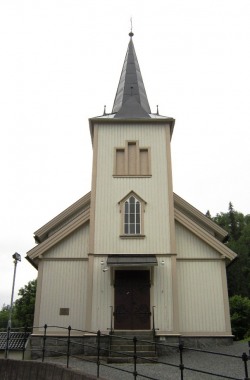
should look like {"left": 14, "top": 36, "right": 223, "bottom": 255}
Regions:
{"left": 13, "top": 279, "right": 37, "bottom": 327}
{"left": 213, "top": 203, "right": 250, "bottom": 298}
{"left": 0, "top": 280, "right": 36, "bottom": 329}
{"left": 212, "top": 203, "right": 250, "bottom": 339}
{"left": 229, "top": 295, "right": 250, "bottom": 340}
{"left": 0, "top": 305, "right": 10, "bottom": 329}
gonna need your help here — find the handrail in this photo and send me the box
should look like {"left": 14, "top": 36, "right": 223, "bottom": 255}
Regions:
{"left": 108, "top": 305, "right": 113, "bottom": 334}
{"left": 152, "top": 305, "right": 159, "bottom": 355}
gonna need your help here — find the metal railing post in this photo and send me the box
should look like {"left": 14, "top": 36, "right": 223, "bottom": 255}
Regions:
{"left": 242, "top": 352, "right": 249, "bottom": 380}
{"left": 179, "top": 340, "right": 184, "bottom": 380}
{"left": 133, "top": 336, "right": 138, "bottom": 379}
{"left": 152, "top": 306, "right": 157, "bottom": 354}
{"left": 110, "top": 306, "right": 113, "bottom": 334}
{"left": 5, "top": 326, "right": 10, "bottom": 359}
{"left": 152, "top": 306, "right": 155, "bottom": 336}
{"left": 67, "top": 325, "right": 71, "bottom": 368}
{"left": 97, "top": 330, "right": 101, "bottom": 378}
{"left": 22, "top": 326, "right": 27, "bottom": 360}
{"left": 42, "top": 324, "right": 47, "bottom": 362}
{"left": 108, "top": 306, "right": 114, "bottom": 356}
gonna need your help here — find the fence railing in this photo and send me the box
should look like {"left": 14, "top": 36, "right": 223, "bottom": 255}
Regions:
{"left": 1, "top": 325, "right": 249, "bottom": 380}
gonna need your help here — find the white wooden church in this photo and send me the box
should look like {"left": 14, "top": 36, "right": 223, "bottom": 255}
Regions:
{"left": 27, "top": 32, "right": 237, "bottom": 342}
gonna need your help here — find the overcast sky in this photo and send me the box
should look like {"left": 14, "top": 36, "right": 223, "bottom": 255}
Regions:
{"left": 0, "top": 0, "right": 250, "bottom": 307}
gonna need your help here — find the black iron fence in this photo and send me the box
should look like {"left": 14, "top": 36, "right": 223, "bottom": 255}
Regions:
{"left": 1, "top": 325, "right": 249, "bottom": 380}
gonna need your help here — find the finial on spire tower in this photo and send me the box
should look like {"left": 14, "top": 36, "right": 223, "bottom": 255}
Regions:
{"left": 129, "top": 17, "right": 134, "bottom": 37}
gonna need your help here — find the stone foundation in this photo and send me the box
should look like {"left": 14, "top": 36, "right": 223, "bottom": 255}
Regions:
{"left": 155, "top": 336, "right": 234, "bottom": 356}
{"left": 30, "top": 334, "right": 234, "bottom": 359}
{"left": 30, "top": 335, "right": 110, "bottom": 359}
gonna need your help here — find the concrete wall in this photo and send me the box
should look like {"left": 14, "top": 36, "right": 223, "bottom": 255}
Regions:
{"left": 0, "top": 359, "right": 106, "bottom": 380}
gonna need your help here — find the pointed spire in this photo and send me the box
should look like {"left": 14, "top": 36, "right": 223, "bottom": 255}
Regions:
{"left": 112, "top": 32, "right": 151, "bottom": 118}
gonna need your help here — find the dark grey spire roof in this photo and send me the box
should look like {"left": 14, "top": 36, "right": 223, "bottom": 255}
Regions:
{"left": 112, "top": 34, "right": 151, "bottom": 118}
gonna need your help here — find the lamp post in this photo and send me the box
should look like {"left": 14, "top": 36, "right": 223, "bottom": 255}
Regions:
{"left": 7, "top": 252, "right": 21, "bottom": 329}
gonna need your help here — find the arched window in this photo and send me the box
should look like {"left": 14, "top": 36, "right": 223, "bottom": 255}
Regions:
{"left": 119, "top": 192, "right": 146, "bottom": 238}
{"left": 124, "top": 196, "right": 141, "bottom": 234}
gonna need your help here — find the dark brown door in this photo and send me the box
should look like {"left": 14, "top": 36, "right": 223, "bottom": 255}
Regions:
{"left": 114, "top": 270, "right": 151, "bottom": 330}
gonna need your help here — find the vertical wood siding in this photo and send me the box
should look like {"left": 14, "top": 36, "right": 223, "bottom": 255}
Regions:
{"left": 45, "top": 223, "right": 89, "bottom": 259}
{"left": 90, "top": 256, "right": 112, "bottom": 331}
{"left": 38, "top": 260, "right": 88, "bottom": 330}
{"left": 177, "top": 260, "right": 226, "bottom": 332}
{"left": 176, "top": 222, "right": 227, "bottom": 332}
{"left": 153, "top": 257, "right": 173, "bottom": 331}
{"left": 93, "top": 123, "right": 172, "bottom": 254}
{"left": 176, "top": 221, "right": 221, "bottom": 259}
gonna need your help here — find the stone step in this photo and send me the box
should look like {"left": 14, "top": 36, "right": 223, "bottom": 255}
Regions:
{"left": 110, "top": 337, "right": 154, "bottom": 342}
{"left": 108, "top": 331, "right": 157, "bottom": 363}
{"left": 113, "top": 330, "right": 153, "bottom": 334}
{"left": 111, "top": 332, "right": 154, "bottom": 339}
{"left": 110, "top": 344, "right": 155, "bottom": 351}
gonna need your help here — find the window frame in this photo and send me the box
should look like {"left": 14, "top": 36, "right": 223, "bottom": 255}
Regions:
{"left": 119, "top": 191, "right": 146, "bottom": 238}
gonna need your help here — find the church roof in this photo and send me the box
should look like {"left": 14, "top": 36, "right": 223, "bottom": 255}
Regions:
{"left": 112, "top": 32, "right": 151, "bottom": 118}
{"left": 26, "top": 192, "right": 237, "bottom": 267}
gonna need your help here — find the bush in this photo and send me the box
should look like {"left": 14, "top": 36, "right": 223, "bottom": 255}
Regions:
{"left": 229, "top": 295, "right": 250, "bottom": 340}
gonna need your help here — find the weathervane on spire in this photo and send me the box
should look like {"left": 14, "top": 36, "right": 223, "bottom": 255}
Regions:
{"left": 129, "top": 17, "right": 134, "bottom": 37}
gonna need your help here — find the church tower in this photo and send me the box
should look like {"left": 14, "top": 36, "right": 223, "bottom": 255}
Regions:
{"left": 87, "top": 31, "right": 178, "bottom": 332}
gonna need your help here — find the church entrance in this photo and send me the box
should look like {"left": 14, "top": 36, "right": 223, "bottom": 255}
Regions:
{"left": 114, "top": 270, "right": 151, "bottom": 330}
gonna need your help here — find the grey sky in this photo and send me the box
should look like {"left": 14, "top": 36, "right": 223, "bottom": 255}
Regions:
{"left": 1, "top": 0, "right": 250, "bottom": 307}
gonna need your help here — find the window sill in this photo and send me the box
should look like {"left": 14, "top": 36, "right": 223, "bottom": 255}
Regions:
{"left": 120, "top": 234, "right": 145, "bottom": 239}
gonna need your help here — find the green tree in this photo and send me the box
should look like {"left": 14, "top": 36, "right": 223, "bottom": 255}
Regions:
{"left": 229, "top": 295, "right": 250, "bottom": 340}
{"left": 228, "top": 202, "right": 238, "bottom": 240}
{"left": 0, "top": 305, "right": 10, "bottom": 329}
{"left": 213, "top": 203, "right": 250, "bottom": 298}
{"left": 13, "top": 279, "right": 37, "bottom": 328}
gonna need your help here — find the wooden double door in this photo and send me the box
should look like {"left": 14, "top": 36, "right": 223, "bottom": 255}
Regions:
{"left": 114, "top": 270, "right": 151, "bottom": 330}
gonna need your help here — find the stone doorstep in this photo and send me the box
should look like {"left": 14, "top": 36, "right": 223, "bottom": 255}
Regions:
{"left": 108, "top": 331, "right": 157, "bottom": 362}
{"left": 109, "top": 337, "right": 154, "bottom": 343}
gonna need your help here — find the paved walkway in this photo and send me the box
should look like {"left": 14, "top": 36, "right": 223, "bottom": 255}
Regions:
{"left": 44, "top": 341, "right": 250, "bottom": 380}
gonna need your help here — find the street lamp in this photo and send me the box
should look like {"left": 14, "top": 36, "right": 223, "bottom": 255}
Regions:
{"left": 7, "top": 252, "right": 21, "bottom": 329}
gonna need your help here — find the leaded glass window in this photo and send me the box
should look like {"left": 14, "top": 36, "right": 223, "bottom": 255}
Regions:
{"left": 124, "top": 196, "right": 141, "bottom": 234}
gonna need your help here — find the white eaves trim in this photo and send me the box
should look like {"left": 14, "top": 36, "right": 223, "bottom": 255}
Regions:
{"left": 27, "top": 208, "right": 90, "bottom": 261}
{"left": 34, "top": 192, "right": 91, "bottom": 243}
{"left": 174, "top": 193, "right": 228, "bottom": 242}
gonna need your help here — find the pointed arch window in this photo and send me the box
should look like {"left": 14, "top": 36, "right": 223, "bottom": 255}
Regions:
{"left": 119, "top": 192, "right": 146, "bottom": 238}
{"left": 125, "top": 196, "right": 141, "bottom": 234}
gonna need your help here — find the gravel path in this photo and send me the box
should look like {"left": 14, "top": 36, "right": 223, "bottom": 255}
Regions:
{"left": 44, "top": 341, "right": 250, "bottom": 380}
